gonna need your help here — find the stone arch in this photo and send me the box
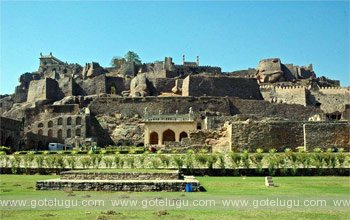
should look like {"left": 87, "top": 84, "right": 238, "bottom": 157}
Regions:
{"left": 162, "top": 129, "right": 175, "bottom": 144}
{"left": 38, "top": 129, "right": 43, "bottom": 135}
{"left": 48, "top": 129, "right": 53, "bottom": 137}
{"left": 38, "top": 123, "right": 44, "bottom": 128}
{"left": 67, "top": 117, "right": 72, "bottom": 125}
{"left": 149, "top": 132, "right": 159, "bottom": 145}
{"left": 76, "top": 128, "right": 81, "bottom": 136}
{"left": 67, "top": 129, "right": 71, "bottom": 138}
{"left": 57, "top": 117, "right": 63, "bottom": 125}
{"left": 179, "top": 131, "right": 188, "bottom": 141}
{"left": 76, "top": 117, "right": 82, "bottom": 125}
{"left": 48, "top": 121, "right": 53, "bottom": 128}
{"left": 57, "top": 129, "right": 62, "bottom": 139}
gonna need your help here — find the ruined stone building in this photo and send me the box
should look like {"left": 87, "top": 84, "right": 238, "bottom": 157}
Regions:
{"left": 0, "top": 53, "right": 349, "bottom": 152}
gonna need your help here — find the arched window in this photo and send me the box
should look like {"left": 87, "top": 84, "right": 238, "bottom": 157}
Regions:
{"left": 179, "top": 132, "right": 188, "bottom": 141}
{"left": 38, "top": 129, "right": 43, "bottom": 135}
{"left": 162, "top": 129, "right": 175, "bottom": 144}
{"left": 76, "top": 128, "right": 81, "bottom": 136}
{"left": 149, "top": 132, "right": 159, "bottom": 145}
{"left": 197, "top": 123, "right": 202, "bottom": 130}
{"left": 57, "top": 117, "right": 63, "bottom": 125}
{"left": 48, "top": 121, "right": 53, "bottom": 128}
{"left": 67, "top": 129, "right": 71, "bottom": 138}
{"left": 48, "top": 129, "right": 53, "bottom": 137}
{"left": 67, "top": 117, "right": 72, "bottom": 125}
{"left": 76, "top": 117, "right": 81, "bottom": 125}
{"left": 57, "top": 129, "right": 62, "bottom": 139}
{"left": 38, "top": 123, "right": 44, "bottom": 128}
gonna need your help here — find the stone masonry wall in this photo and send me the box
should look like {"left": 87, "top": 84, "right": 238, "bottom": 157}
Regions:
{"left": 260, "top": 85, "right": 307, "bottom": 106}
{"left": 27, "top": 78, "right": 63, "bottom": 102}
{"left": 182, "top": 75, "right": 262, "bottom": 99}
{"left": 304, "top": 122, "right": 350, "bottom": 150}
{"left": 309, "top": 87, "right": 350, "bottom": 113}
{"left": 89, "top": 96, "right": 232, "bottom": 117}
{"left": 229, "top": 121, "right": 304, "bottom": 151}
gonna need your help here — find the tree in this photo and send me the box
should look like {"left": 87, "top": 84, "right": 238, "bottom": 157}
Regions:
{"left": 110, "top": 56, "right": 126, "bottom": 68}
{"left": 110, "top": 51, "right": 142, "bottom": 68}
{"left": 124, "top": 51, "right": 142, "bottom": 65}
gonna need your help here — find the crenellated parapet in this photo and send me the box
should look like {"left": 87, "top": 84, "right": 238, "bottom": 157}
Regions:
{"left": 318, "top": 87, "right": 350, "bottom": 95}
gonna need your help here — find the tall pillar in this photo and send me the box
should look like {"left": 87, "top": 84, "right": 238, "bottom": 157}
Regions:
{"left": 158, "top": 130, "right": 163, "bottom": 146}
{"left": 175, "top": 132, "right": 180, "bottom": 142}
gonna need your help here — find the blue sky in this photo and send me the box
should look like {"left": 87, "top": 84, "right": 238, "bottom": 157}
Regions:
{"left": 1, "top": 1, "right": 349, "bottom": 94}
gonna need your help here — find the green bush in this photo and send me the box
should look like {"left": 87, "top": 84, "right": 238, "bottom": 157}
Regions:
{"left": 55, "top": 155, "right": 66, "bottom": 170}
{"left": 150, "top": 157, "right": 160, "bottom": 169}
{"left": 159, "top": 154, "right": 171, "bottom": 168}
{"left": 126, "top": 156, "right": 135, "bottom": 168}
{"left": 80, "top": 156, "right": 91, "bottom": 169}
{"left": 138, "top": 154, "right": 147, "bottom": 167}
{"left": 337, "top": 148, "right": 346, "bottom": 168}
{"left": 66, "top": 156, "right": 77, "bottom": 169}
{"left": 114, "top": 154, "right": 124, "bottom": 168}
{"left": 185, "top": 153, "right": 195, "bottom": 171}
{"left": 23, "top": 152, "right": 35, "bottom": 173}
{"left": 195, "top": 154, "right": 207, "bottom": 168}
{"left": 229, "top": 152, "right": 241, "bottom": 169}
{"left": 241, "top": 150, "right": 250, "bottom": 169}
{"left": 250, "top": 148, "right": 264, "bottom": 173}
{"left": 0, "top": 155, "right": 10, "bottom": 168}
{"left": 103, "top": 157, "right": 114, "bottom": 168}
{"left": 267, "top": 149, "right": 278, "bottom": 176}
{"left": 90, "top": 154, "right": 103, "bottom": 169}
{"left": 0, "top": 146, "right": 11, "bottom": 154}
{"left": 206, "top": 154, "right": 218, "bottom": 170}
{"left": 173, "top": 155, "right": 184, "bottom": 170}
{"left": 324, "top": 149, "right": 337, "bottom": 168}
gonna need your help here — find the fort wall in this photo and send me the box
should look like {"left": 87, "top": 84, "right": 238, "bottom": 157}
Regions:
{"left": 304, "top": 122, "right": 350, "bottom": 150}
{"left": 309, "top": 87, "right": 350, "bottom": 114}
{"left": 89, "top": 96, "right": 232, "bottom": 117}
{"left": 182, "top": 75, "right": 262, "bottom": 99}
{"left": 229, "top": 121, "right": 303, "bottom": 151}
{"left": 260, "top": 85, "right": 307, "bottom": 106}
{"left": 229, "top": 121, "right": 349, "bottom": 152}
{"left": 27, "top": 78, "right": 64, "bottom": 102}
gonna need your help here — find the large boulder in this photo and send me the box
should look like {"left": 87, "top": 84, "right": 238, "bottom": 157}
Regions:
{"left": 129, "top": 73, "right": 149, "bottom": 97}
{"left": 256, "top": 58, "right": 284, "bottom": 83}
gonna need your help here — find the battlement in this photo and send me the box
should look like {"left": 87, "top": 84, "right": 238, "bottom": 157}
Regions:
{"left": 319, "top": 87, "right": 350, "bottom": 94}
{"left": 275, "top": 85, "right": 306, "bottom": 90}
{"left": 259, "top": 85, "right": 306, "bottom": 90}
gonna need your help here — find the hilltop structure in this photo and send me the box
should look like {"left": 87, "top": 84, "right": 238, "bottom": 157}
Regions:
{"left": 0, "top": 53, "right": 349, "bottom": 152}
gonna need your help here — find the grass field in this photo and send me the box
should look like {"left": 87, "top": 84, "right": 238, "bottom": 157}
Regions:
{"left": 0, "top": 175, "right": 349, "bottom": 220}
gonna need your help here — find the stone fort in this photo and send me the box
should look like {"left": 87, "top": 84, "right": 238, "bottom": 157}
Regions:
{"left": 0, "top": 53, "right": 349, "bottom": 152}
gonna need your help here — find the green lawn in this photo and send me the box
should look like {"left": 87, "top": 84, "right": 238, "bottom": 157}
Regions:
{"left": 0, "top": 175, "right": 349, "bottom": 220}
